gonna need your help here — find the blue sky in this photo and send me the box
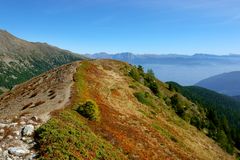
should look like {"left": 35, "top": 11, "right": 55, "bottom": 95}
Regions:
{"left": 0, "top": 0, "right": 240, "bottom": 55}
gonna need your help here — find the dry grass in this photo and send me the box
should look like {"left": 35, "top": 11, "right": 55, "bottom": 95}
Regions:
{"left": 74, "top": 60, "right": 234, "bottom": 160}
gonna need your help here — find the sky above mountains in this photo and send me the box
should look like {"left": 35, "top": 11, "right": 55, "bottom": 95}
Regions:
{"left": 0, "top": 0, "right": 240, "bottom": 55}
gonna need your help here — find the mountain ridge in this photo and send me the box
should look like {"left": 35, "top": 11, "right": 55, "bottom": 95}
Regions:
{"left": 0, "top": 29, "right": 86, "bottom": 93}
{"left": 0, "top": 59, "right": 235, "bottom": 159}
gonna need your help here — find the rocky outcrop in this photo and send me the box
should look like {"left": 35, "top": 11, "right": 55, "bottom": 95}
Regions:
{"left": 8, "top": 147, "right": 30, "bottom": 157}
{"left": 0, "top": 115, "right": 41, "bottom": 159}
{"left": 22, "top": 125, "right": 34, "bottom": 137}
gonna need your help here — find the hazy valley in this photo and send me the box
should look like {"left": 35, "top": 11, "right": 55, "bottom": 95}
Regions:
{"left": 87, "top": 53, "right": 240, "bottom": 85}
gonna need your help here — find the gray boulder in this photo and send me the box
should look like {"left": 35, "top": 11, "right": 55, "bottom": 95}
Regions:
{"left": 22, "top": 125, "right": 34, "bottom": 136}
{"left": 8, "top": 147, "right": 30, "bottom": 156}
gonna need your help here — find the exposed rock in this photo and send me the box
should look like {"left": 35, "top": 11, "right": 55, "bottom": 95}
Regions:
{"left": 27, "top": 120, "right": 37, "bottom": 125}
{"left": 0, "top": 116, "right": 41, "bottom": 159}
{"left": 21, "top": 137, "right": 34, "bottom": 144}
{"left": 13, "top": 131, "right": 20, "bottom": 136}
{"left": 0, "top": 123, "right": 7, "bottom": 128}
{"left": 25, "top": 153, "right": 37, "bottom": 160}
{"left": 22, "top": 125, "right": 34, "bottom": 136}
{"left": 8, "top": 146, "right": 30, "bottom": 156}
{"left": 19, "top": 121, "right": 26, "bottom": 125}
{"left": 9, "top": 123, "right": 18, "bottom": 128}
{"left": 3, "top": 150, "right": 8, "bottom": 157}
{"left": 0, "top": 129, "right": 4, "bottom": 134}
{"left": 7, "top": 156, "right": 13, "bottom": 160}
{"left": 31, "top": 116, "right": 38, "bottom": 122}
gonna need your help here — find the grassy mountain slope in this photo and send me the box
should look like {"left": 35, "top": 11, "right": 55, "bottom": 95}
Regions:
{"left": 0, "top": 59, "right": 235, "bottom": 159}
{"left": 2, "top": 59, "right": 231, "bottom": 159}
{"left": 0, "top": 29, "right": 86, "bottom": 92}
{"left": 167, "top": 82, "right": 240, "bottom": 154}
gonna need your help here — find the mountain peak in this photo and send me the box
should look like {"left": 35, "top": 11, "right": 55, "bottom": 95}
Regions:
{"left": 0, "top": 29, "right": 10, "bottom": 34}
{"left": 0, "top": 29, "right": 86, "bottom": 91}
{"left": 0, "top": 29, "right": 19, "bottom": 40}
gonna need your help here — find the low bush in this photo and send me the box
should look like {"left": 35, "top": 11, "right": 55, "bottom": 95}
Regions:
{"left": 35, "top": 110, "right": 125, "bottom": 159}
{"left": 129, "top": 66, "right": 161, "bottom": 97}
{"left": 190, "top": 116, "right": 202, "bottom": 129}
{"left": 129, "top": 67, "right": 140, "bottom": 81}
{"left": 134, "top": 92, "right": 154, "bottom": 107}
{"left": 76, "top": 100, "right": 100, "bottom": 121}
{"left": 170, "top": 94, "right": 185, "bottom": 118}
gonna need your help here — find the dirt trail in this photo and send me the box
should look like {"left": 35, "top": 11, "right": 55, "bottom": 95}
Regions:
{"left": 0, "top": 62, "right": 79, "bottom": 159}
{"left": 39, "top": 77, "right": 74, "bottom": 122}
{"left": 0, "top": 62, "right": 79, "bottom": 121}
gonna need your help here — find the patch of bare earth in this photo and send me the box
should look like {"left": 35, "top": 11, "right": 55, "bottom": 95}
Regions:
{"left": 0, "top": 62, "right": 79, "bottom": 122}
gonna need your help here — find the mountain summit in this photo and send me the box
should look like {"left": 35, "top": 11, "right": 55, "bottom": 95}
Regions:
{"left": 0, "top": 29, "right": 86, "bottom": 93}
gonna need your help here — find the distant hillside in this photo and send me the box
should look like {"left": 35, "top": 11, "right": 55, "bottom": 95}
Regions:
{"left": 167, "top": 82, "right": 240, "bottom": 153}
{"left": 232, "top": 95, "right": 240, "bottom": 101}
{"left": 0, "top": 29, "right": 86, "bottom": 93}
{"left": 196, "top": 71, "right": 240, "bottom": 96}
{"left": 0, "top": 60, "right": 234, "bottom": 159}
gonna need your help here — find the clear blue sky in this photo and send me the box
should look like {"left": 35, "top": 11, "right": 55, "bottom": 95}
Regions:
{"left": 0, "top": 0, "right": 240, "bottom": 55}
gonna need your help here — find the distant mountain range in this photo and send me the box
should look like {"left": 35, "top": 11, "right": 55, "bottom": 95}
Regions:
{"left": 0, "top": 29, "right": 86, "bottom": 93}
{"left": 86, "top": 52, "right": 240, "bottom": 65}
{"left": 86, "top": 52, "right": 240, "bottom": 86}
{"left": 196, "top": 71, "right": 240, "bottom": 96}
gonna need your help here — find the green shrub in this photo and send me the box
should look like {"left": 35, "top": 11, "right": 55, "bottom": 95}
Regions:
{"left": 35, "top": 110, "right": 126, "bottom": 159}
{"left": 134, "top": 92, "right": 154, "bottom": 107}
{"left": 144, "top": 70, "right": 160, "bottom": 96}
{"left": 76, "top": 100, "right": 100, "bottom": 121}
{"left": 148, "top": 81, "right": 159, "bottom": 95}
{"left": 190, "top": 116, "right": 202, "bottom": 129}
{"left": 129, "top": 67, "right": 140, "bottom": 81}
{"left": 170, "top": 94, "right": 185, "bottom": 118}
{"left": 216, "top": 130, "right": 234, "bottom": 154}
{"left": 163, "top": 97, "right": 172, "bottom": 106}
{"left": 128, "top": 66, "right": 160, "bottom": 97}
{"left": 129, "top": 84, "right": 137, "bottom": 89}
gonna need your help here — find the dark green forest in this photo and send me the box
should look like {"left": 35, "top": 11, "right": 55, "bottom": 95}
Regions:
{"left": 0, "top": 54, "right": 84, "bottom": 93}
{"left": 167, "top": 82, "right": 240, "bottom": 154}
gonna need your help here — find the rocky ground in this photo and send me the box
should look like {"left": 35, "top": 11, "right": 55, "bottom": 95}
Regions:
{"left": 0, "top": 62, "right": 78, "bottom": 160}
{"left": 0, "top": 114, "right": 41, "bottom": 160}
